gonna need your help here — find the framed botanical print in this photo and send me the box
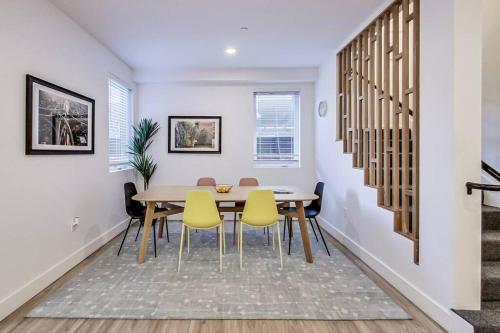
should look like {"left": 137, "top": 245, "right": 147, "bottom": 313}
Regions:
{"left": 26, "top": 75, "right": 95, "bottom": 155}
{"left": 168, "top": 116, "right": 221, "bottom": 154}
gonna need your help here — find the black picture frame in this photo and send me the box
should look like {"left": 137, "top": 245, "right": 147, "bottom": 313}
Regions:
{"left": 168, "top": 116, "right": 222, "bottom": 154}
{"left": 26, "top": 74, "right": 95, "bottom": 155}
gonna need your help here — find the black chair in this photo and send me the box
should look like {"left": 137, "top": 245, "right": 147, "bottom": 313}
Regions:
{"left": 117, "top": 182, "right": 168, "bottom": 257}
{"left": 283, "top": 182, "right": 330, "bottom": 256}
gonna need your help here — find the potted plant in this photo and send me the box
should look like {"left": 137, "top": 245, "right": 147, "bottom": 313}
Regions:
{"left": 129, "top": 118, "right": 160, "bottom": 190}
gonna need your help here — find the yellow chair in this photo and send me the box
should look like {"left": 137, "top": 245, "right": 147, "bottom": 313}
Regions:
{"left": 178, "top": 190, "right": 225, "bottom": 272}
{"left": 239, "top": 190, "right": 283, "bottom": 269}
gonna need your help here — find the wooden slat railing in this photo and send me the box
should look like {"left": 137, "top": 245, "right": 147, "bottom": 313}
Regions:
{"left": 336, "top": 0, "right": 420, "bottom": 264}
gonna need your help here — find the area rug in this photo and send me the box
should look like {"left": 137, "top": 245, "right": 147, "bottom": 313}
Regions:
{"left": 27, "top": 222, "right": 410, "bottom": 320}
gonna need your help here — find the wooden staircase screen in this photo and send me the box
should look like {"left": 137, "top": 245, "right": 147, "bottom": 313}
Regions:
{"left": 336, "top": 0, "right": 420, "bottom": 264}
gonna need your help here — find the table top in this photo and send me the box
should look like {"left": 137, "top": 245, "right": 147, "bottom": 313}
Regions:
{"left": 133, "top": 185, "right": 318, "bottom": 202}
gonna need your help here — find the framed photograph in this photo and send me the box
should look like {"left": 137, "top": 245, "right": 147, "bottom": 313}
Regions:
{"left": 26, "top": 75, "right": 95, "bottom": 155}
{"left": 168, "top": 116, "right": 221, "bottom": 154}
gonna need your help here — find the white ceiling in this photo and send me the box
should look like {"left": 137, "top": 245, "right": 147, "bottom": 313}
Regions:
{"left": 49, "top": 0, "right": 385, "bottom": 70}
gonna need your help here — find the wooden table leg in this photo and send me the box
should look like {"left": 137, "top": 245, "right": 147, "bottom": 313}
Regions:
{"left": 295, "top": 200, "right": 313, "bottom": 263}
{"left": 158, "top": 218, "right": 164, "bottom": 239}
{"left": 138, "top": 201, "right": 156, "bottom": 264}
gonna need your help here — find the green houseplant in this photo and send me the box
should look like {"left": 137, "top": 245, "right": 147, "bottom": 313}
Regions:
{"left": 129, "top": 118, "right": 160, "bottom": 190}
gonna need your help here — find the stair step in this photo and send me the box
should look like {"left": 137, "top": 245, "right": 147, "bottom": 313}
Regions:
{"left": 483, "top": 231, "right": 500, "bottom": 261}
{"left": 484, "top": 206, "right": 500, "bottom": 231}
{"left": 480, "top": 206, "right": 500, "bottom": 307}
{"left": 453, "top": 303, "right": 500, "bottom": 333}
{"left": 483, "top": 302, "right": 500, "bottom": 310}
{"left": 482, "top": 262, "right": 500, "bottom": 301}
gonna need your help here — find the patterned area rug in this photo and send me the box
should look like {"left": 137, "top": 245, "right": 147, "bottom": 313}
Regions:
{"left": 27, "top": 222, "right": 410, "bottom": 320}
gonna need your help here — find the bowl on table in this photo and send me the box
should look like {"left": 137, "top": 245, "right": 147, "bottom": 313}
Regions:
{"left": 215, "top": 184, "right": 233, "bottom": 193}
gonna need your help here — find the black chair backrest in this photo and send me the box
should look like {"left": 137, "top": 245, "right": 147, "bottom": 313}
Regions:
{"left": 124, "top": 182, "right": 144, "bottom": 217}
{"left": 308, "top": 182, "right": 324, "bottom": 212}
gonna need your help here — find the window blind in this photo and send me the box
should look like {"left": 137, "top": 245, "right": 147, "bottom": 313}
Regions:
{"left": 254, "top": 92, "right": 300, "bottom": 166}
{"left": 108, "top": 79, "right": 132, "bottom": 170}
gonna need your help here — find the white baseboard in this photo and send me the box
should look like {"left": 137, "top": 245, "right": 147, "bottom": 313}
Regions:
{"left": 316, "top": 216, "right": 473, "bottom": 333}
{"left": 0, "top": 218, "right": 129, "bottom": 321}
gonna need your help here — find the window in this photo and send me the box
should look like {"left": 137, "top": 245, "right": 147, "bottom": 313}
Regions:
{"left": 108, "top": 78, "right": 132, "bottom": 172}
{"left": 254, "top": 91, "right": 300, "bottom": 168}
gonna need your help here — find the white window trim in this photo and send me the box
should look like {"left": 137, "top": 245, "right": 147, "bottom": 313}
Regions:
{"left": 253, "top": 89, "right": 301, "bottom": 169}
{"left": 108, "top": 74, "right": 134, "bottom": 173}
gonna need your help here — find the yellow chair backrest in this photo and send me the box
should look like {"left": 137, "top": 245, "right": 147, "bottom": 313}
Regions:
{"left": 241, "top": 190, "right": 280, "bottom": 226}
{"left": 183, "top": 190, "right": 221, "bottom": 228}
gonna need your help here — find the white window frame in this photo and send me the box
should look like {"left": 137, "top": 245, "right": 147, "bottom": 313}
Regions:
{"left": 108, "top": 75, "right": 134, "bottom": 173}
{"left": 253, "top": 90, "right": 301, "bottom": 168}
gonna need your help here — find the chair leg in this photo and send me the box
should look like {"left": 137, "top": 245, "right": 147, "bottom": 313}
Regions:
{"left": 272, "top": 225, "right": 275, "bottom": 250}
{"left": 117, "top": 217, "right": 133, "bottom": 256}
{"left": 158, "top": 218, "right": 164, "bottom": 238}
{"left": 236, "top": 223, "right": 240, "bottom": 253}
{"left": 187, "top": 227, "right": 190, "bottom": 254}
{"left": 135, "top": 220, "right": 142, "bottom": 241}
{"left": 239, "top": 222, "right": 244, "bottom": 270}
{"left": 288, "top": 218, "right": 292, "bottom": 255}
{"left": 276, "top": 223, "right": 283, "bottom": 268}
{"left": 283, "top": 217, "right": 287, "bottom": 241}
{"left": 267, "top": 226, "right": 270, "bottom": 245}
{"left": 309, "top": 218, "right": 319, "bottom": 242}
{"left": 153, "top": 221, "right": 157, "bottom": 258}
{"left": 219, "top": 224, "right": 223, "bottom": 272}
{"left": 165, "top": 218, "right": 170, "bottom": 243}
{"left": 224, "top": 223, "right": 227, "bottom": 254}
{"left": 233, "top": 212, "right": 237, "bottom": 245}
{"left": 314, "top": 217, "right": 331, "bottom": 256}
{"left": 177, "top": 224, "right": 185, "bottom": 272}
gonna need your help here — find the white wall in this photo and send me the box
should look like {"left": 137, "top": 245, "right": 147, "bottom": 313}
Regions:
{"left": 0, "top": 0, "right": 135, "bottom": 320}
{"left": 482, "top": 0, "right": 500, "bottom": 171}
{"left": 452, "top": 0, "right": 482, "bottom": 312}
{"left": 137, "top": 80, "right": 316, "bottom": 192}
{"left": 314, "top": 0, "right": 481, "bottom": 331}
{"left": 482, "top": 0, "right": 500, "bottom": 208}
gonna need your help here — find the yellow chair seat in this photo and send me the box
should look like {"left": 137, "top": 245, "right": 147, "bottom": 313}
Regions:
{"left": 178, "top": 190, "right": 225, "bottom": 272}
{"left": 241, "top": 190, "right": 280, "bottom": 227}
{"left": 183, "top": 191, "right": 222, "bottom": 228}
{"left": 239, "top": 190, "right": 283, "bottom": 269}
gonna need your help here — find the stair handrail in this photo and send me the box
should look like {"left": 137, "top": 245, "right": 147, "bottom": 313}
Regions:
{"left": 466, "top": 162, "right": 500, "bottom": 195}
{"left": 483, "top": 161, "right": 500, "bottom": 183}
{"left": 466, "top": 182, "right": 500, "bottom": 195}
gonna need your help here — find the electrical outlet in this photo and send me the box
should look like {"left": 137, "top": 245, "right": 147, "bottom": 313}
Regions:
{"left": 71, "top": 217, "right": 80, "bottom": 232}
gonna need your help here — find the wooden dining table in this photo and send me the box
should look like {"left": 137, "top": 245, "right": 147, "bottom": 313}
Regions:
{"left": 132, "top": 185, "right": 318, "bottom": 264}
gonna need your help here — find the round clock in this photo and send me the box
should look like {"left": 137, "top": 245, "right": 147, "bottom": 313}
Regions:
{"left": 318, "top": 100, "right": 328, "bottom": 117}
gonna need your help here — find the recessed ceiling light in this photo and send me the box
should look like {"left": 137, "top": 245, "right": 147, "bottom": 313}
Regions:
{"left": 225, "top": 47, "right": 237, "bottom": 55}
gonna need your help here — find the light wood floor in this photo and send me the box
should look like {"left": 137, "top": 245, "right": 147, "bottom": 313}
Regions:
{"left": 0, "top": 226, "right": 445, "bottom": 333}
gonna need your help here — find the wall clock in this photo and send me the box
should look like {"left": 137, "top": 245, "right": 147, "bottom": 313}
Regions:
{"left": 318, "top": 100, "right": 328, "bottom": 117}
